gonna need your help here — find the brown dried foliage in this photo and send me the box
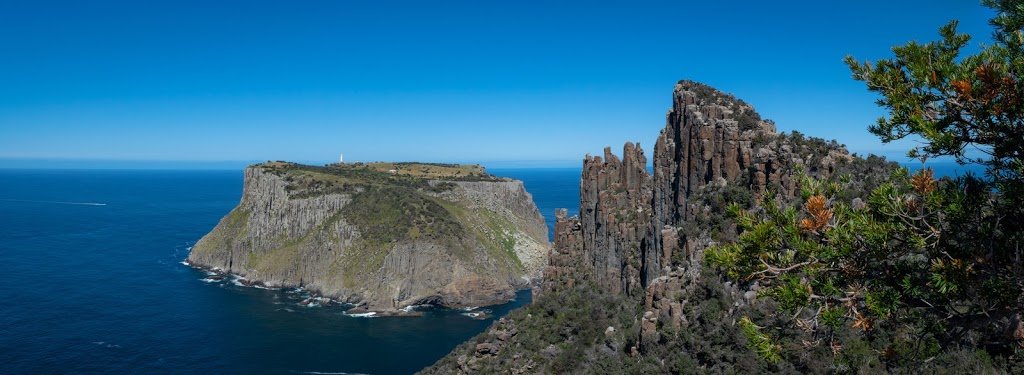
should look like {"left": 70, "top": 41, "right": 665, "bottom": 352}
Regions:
{"left": 800, "top": 195, "right": 834, "bottom": 233}
{"left": 912, "top": 168, "right": 936, "bottom": 195}
{"left": 951, "top": 79, "right": 972, "bottom": 99}
{"left": 852, "top": 311, "right": 874, "bottom": 332}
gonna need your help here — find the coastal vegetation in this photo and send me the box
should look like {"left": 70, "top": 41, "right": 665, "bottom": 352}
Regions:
{"left": 258, "top": 161, "right": 503, "bottom": 199}
{"left": 711, "top": 0, "right": 1024, "bottom": 369}
{"left": 341, "top": 185, "right": 464, "bottom": 244}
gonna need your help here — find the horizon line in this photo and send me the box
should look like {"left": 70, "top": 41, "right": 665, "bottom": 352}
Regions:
{"left": 0, "top": 157, "right": 592, "bottom": 170}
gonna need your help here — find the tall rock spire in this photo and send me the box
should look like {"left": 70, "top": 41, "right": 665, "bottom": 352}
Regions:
{"left": 551, "top": 80, "right": 834, "bottom": 296}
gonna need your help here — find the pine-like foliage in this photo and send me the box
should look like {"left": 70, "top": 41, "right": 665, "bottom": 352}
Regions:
{"left": 709, "top": 167, "right": 1024, "bottom": 367}
{"left": 710, "top": 1, "right": 1024, "bottom": 367}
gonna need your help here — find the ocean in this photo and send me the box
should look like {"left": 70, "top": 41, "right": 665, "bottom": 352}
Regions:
{"left": 903, "top": 161, "right": 987, "bottom": 179}
{"left": 0, "top": 162, "right": 976, "bottom": 374}
{"left": 0, "top": 168, "right": 581, "bottom": 374}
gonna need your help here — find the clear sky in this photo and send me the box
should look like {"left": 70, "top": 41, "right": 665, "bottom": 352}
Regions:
{"left": 0, "top": 1, "right": 995, "bottom": 168}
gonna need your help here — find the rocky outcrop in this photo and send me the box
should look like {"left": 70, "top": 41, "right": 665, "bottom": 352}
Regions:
{"left": 541, "top": 79, "right": 875, "bottom": 361}
{"left": 652, "top": 81, "right": 775, "bottom": 226}
{"left": 578, "top": 144, "right": 653, "bottom": 296}
{"left": 551, "top": 80, "right": 855, "bottom": 296}
{"left": 423, "top": 80, "right": 899, "bottom": 374}
{"left": 449, "top": 318, "right": 533, "bottom": 375}
{"left": 188, "top": 162, "right": 549, "bottom": 312}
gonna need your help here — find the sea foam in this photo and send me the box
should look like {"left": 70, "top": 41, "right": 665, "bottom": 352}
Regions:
{"left": 344, "top": 311, "right": 378, "bottom": 318}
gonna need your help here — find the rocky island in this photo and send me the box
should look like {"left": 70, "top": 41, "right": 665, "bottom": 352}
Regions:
{"left": 187, "top": 161, "right": 549, "bottom": 314}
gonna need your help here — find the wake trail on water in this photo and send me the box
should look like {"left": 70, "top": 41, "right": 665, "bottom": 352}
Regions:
{"left": 0, "top": 198, "right": 107, "bottom": 206}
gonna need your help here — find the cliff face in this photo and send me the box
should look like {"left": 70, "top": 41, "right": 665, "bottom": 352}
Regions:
{"left": 553, "top": 80, "right": 854, "bottom": 295}
{"left": 187, "top": 162, "right": 549, "bottom": 311}
{"left": 423, "top": 80, "right": 900, "bottom": 374}
{"left": 423, "top": 81, "right": 900, "bottom": 374}
{"left": 578, "top": 143, "right": 653, "bottom": 296}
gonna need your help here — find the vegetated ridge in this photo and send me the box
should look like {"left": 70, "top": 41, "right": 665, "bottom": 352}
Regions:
{"left": 421, "top": 81, "right": 939, "bottom": 373}
{"left": 187, "top": 161, "right": 549, "bottom": 313}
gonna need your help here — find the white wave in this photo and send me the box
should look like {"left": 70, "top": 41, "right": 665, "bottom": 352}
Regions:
{"left": 92, "top": 341, "right": 121, "bottom": 348}
{"left": 222, "top": 275, "right": 281, "bottom": 290}
{"left": 199, "top": 278, "right": 220, "bottom": 283}
{"left": 400, "top": 304, "right": 432, "bottom": 312}
{"left": 1, "top": 198, "right": 106, "bottom": 206}
{"left": 462, "top": 310, "right": 492, "bottom": 318}
{"left": 344, "top": 311, "right": 378, "bottom": 318}
{"left": 461, "top": 306, "right": 478, "bottom": 311}
{"left": 179, "top": 260, "right": 190, "bottom": 266}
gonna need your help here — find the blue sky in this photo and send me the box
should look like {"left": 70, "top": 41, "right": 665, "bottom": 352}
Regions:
{"left": 0, "top": 1, "right": 995, "bottom": 168}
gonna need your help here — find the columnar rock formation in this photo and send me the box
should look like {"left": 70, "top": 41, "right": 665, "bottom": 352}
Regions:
{"left": 552, "top": 80, "right": 852, "bottom": 295}
{"left": 422, "top": 80, "right": 894, "bottom": 374}
{"left": 652, "top": 81, "right": 775, "bottom": 226}
{"left": 542, "top": 208, "right": 581, "bottom": 292}
{"left": 578, "top": 144, "right": 653, "bottom": 296}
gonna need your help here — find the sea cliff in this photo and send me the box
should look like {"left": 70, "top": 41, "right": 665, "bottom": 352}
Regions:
{"left": 422, "top": 81, "right": 897, "bottom": 373}
{"left": 187, "top": 162, "right": 549, "bottom": 312}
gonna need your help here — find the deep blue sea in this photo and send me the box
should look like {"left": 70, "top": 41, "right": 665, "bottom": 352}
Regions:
{"left": 903, "top": 161, "right": 987, "bottom": 178}
{"left": 0, "top": 168, "right": 581, "bottom": 375}
{"left": 0, "top": 162, "right": 976, "bottom": 374}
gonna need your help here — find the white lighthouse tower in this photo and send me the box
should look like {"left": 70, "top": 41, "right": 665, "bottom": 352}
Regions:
{"left": 339, "top": 152, "right": 344, "bottom": 163}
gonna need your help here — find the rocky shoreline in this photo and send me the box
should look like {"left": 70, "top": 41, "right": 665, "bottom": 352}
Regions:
{"left": 187, "top": 259, "right": 528, "bottom": 317}
{"left": 187, "top": 259, "right": 427, "bottom": 316}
